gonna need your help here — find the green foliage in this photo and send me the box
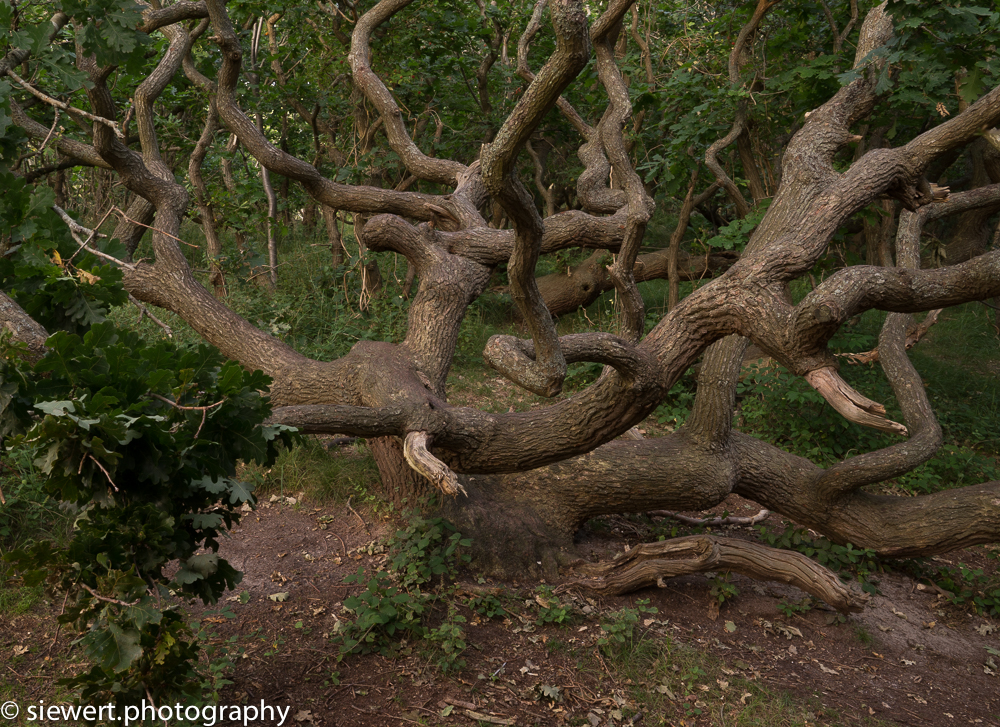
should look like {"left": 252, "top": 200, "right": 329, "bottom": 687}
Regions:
{"left": 533, "top": 585, "right": 575, "bottom": 626}
{"left": 704, "top": 202, "right": 771, "bottom": 252}
{"left": 915, "top": 556, "right": 1000, "bottom": 618}
{"left": 339, "top": 567, "right": 428, "bottom": 655}
{"left": 466, "top": 592, "right": 506, "bottom": 620}
{"left": 654, "top": 378, "right": 696, "bottom": 430}
{"left": 708, "top": 572, "right": 740, "bottom": 605}
{"left": 737, "top": 362, "right": 885, "bottom": 464}
{"left": 0, "top": 176, "right": 128, "bottom": 337}
{"left": 777, "top": 597, "right": 815, "bottom": 618}
{"left": 597, "top": 599, "right": 658, "bottom": 660}
{"left": 389, "top": 513, "right": 472, "bottom": 589}
{"left": 0, "top": 440, "right": 68, "bottom": 547}
{"left": 1, "top": 323, "right": 294, "bottom": 707}
{"left": 333, "top": 514, "right": 471, "bottom": 673}
{"left": 880, "top": 1, "right": 1000, "bottom": 111}
{"left": 423, "top": 604, "right": 468, "bottom": 674}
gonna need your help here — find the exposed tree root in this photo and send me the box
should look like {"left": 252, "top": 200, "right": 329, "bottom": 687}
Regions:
{"left": 559, "top": 535, "right": 868, "bottom": 614}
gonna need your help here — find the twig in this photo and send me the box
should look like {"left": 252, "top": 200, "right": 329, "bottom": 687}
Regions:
{"left": 460, "top": 711, "right": 514, "bottom": 726}
{"left": 595, "top": 649, "right": 617, "bottom": 685}
{"left": 650, "top": 508, "right": 771, "bottom": 527}
{"left": 144, "top": 683, "right": 169, "bottom": 727}
{"left": 333, "top": 531, "right": 348, "bottom": 558}
{"left": 80, "top": 583, "right": 141, "bottom": 607}
{"left": 53, "top": 204, "right": 110, "bottom": 245}
{"left": 86, "top": 454, "right": 118, "bottom": 492}
{"left": 441, "top": 697, "right": 479, "bottom": 710}
{"left": 346, "top": 495, "right": 371, "bottom": 536}
{"left": 52, "top": 206, "right": 132, "bottom": 271}
{"left": 6, "top": 69, "right": 124, "bottom": 138}
{"left": 0, "top": 482, "right": 5, "bottom": 505}
{"left": 128, "top": 294, "right": 173, "bottom": 337}
{"left": 29, "top": 108, "right": 62, "bottom": 157}
{"left": 148, "top": 393, "right": 225, "bottom": 439}
{"left": 111, "top": 206, "right": 200, "bottom": 248}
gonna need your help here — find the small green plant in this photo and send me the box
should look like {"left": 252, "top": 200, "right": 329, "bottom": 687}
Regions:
{"left": 389, "top": 513, "right": 471, "bottom": 589}
{"left": 597, "top": 599, "right": 658, "bottom": 660}
{"left": 708, "top": 572, "right": 739, "bottom": 605}
{"left": 467, "top": 593, "right": 506, "bottom": 619}
{"left": 339, "top": 568, "right": 427, "bottom": 654}
{"left": 534, "top": 585, "right": 574, "bottom": 626}
{"left": 424, "top": 605, "right": 468, "bottom": 673}
{"left": 854, "top": 625, "right": 874, "bottom": 646}
{"left": 196, "top": 609, "right": 244, "bottom": 702}
{"left": 924, "top": 562, "right": 1000, "bottom": 618}
{"left": 332, "top": 513, "right": 472, "bottom": 672}
{"left": 777, "top": 597, "right": 814, "bottom": 617}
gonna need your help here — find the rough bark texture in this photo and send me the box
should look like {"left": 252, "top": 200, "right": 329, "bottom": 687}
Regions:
{"left": 8, "top": 0, "right": 1000, "bottom": 597}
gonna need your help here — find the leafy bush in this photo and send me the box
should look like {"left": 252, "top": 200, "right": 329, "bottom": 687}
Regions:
{"left": 1, "top": 323, "right": 294, "bottom": 707}
{"left": 334, "top": 514, "right": 471, "bottom": 672}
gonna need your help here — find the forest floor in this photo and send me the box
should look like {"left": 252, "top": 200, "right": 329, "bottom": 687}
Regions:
{"left": 3, "top": 485, "right": 999, "bottom": 727}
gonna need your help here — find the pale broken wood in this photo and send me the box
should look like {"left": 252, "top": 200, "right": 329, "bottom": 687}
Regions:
{"left": 650, "top": 508, "right": 771, "bottom": 527}
{"left": 403, "top": 431, "right": 467, "bottom": 496}
{"left": 560, "top": 534, "right": 868, "bottom": 614}
{"left": 805, "top": 366, "right": 907, "bottom": 436}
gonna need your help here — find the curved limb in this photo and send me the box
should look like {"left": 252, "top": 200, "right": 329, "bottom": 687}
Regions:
{"left": 205, "top": 0, "right": 461, "bottom": 223}
{"left": 703, "top": 0, "right": 780, "bottom": 219}
{"left": 591, "top": 0, "right": 652, "bottom": 342}
{"left": 348, "top": 0, "right": 466, "bottom": 186}
{"left": 481, "top": 0, "right": 592, "bottom": 397}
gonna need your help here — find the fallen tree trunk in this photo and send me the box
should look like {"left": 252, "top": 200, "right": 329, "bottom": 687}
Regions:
{"left": 559, "top": 535, "right": 868, "bottom": 613}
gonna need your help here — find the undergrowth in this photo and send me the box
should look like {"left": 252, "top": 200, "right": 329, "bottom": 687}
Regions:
{"left": 331, "top": 512, "right": 473, "bottom": 673}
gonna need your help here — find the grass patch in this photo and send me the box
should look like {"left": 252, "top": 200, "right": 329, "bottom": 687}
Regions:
{"left": 241, "top": 437, "right": 380, "bottom": 506}
{"left": 0, "top": 582, "right": 43, "bottom": 615}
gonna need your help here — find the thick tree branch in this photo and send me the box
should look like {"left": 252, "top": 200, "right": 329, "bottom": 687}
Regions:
{"left": 205, "top": 0, "right": 458, "bottom": 223}
{"left": 481, "top": 0, "right": 592, "bottom": 397}
{"left": 348, "top": 0, "right": 466, "bottom": 186}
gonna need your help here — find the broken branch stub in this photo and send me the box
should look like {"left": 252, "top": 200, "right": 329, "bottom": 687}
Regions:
{"left": 560, "top": 535, "right": 868, "bottom": 614}
{"left": 403, "top": 431, "right": 466, "bottom": 497}
{"left": 805, "top": 367, "right": 907, "bottom": 436}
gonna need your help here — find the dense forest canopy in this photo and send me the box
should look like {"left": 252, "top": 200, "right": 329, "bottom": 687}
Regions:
{"left": 2, "top": 0, "right": 1000, "bottom": 703}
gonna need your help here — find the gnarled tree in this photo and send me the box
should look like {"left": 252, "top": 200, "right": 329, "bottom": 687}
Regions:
{"left": 5, "top": 0, "right": 1000, "bottom": 612}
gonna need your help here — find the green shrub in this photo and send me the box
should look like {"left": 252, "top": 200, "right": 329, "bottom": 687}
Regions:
{"left": 333, "top": 513, "right": 471, "bottom": 673}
